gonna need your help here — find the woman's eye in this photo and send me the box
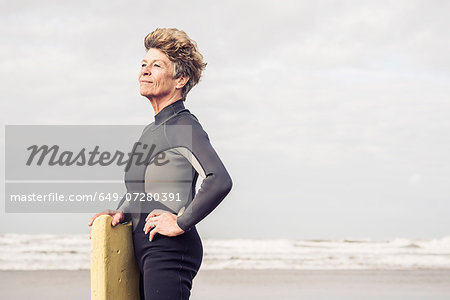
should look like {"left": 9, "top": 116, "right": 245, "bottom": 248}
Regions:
{"left": 141, "top": 64, "right": 146, "bottom": 68}
{"left": 154, "top": 64, "right": 160, "bottom": 68}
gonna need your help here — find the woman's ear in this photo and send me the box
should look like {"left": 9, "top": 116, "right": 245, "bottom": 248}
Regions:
{"left": 176, "top": 76, "right": 190, "bottom": 89}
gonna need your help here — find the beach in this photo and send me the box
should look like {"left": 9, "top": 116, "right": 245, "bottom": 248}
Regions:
{"left": 1, "top": 269, "right": 449, "bottom": 300}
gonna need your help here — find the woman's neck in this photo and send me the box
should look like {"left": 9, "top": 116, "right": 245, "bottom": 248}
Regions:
{"left": 147, "top": 93, "right": 183, "bottom": 115}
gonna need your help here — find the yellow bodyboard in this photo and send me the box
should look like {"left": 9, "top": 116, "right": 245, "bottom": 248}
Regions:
{"left": 90, "top": 215, "right": 140, "bottom": 300}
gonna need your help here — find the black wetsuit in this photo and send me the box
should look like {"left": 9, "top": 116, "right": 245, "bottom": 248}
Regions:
{"left": 116, "top": 99, "right": 232, "bottom": 300}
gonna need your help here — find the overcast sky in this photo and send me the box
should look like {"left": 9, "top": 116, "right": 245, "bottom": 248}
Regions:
{"left": 1, "top": 0, "right": 449, "bottom": 239}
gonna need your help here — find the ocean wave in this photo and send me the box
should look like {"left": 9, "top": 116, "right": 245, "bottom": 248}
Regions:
{"left": 1, "top": 234, "right": 449, "bottom": 271}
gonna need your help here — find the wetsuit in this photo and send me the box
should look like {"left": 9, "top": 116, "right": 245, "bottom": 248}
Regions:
{"left": 116, "top": 98, "right": 233, "bottom": 300}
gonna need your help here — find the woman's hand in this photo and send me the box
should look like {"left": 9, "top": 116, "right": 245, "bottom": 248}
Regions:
{"left": 88, "top": 209, "right": 124, "bottom": 239}
{"left": 144, "top": 211, "right": 185, "bottom": 241}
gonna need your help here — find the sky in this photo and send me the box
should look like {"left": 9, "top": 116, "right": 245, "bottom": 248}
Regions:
{"left": 1, "top": 0, "right": 449, "bottom": 239}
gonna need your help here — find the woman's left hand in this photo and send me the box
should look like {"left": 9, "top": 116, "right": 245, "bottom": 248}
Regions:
{"left": 144, "top": 212, "right": 185, "bottom": 241}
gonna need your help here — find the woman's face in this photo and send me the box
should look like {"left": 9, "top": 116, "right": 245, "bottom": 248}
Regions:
{"left": 139, "top": 48, "right": 178, "bottom": 99}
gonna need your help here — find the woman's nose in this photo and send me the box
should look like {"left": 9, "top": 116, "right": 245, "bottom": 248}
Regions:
{"left": 141, "top": 66, "right": 151, "bottom": 76}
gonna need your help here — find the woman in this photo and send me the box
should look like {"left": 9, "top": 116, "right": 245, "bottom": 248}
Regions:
{"left": 88, "top": 28, "right": 233, "bottom": 300}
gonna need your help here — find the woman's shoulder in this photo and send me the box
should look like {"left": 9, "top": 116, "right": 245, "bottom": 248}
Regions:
{"left": 167, "top": 109, "right": 203, "bottom": 128}
{"left": 164, "top": 110, "right": 209, "bottom": 144}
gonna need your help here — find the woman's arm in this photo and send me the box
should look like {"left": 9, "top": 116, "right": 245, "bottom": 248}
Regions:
{"left": 115, "top": 193, "right": 132, "bottom": 223}
{"left": 165, "top": 114, "right": 233, "bottom": 232}
{"left": 115, "top": 123, "right": 154, "bottom": 223}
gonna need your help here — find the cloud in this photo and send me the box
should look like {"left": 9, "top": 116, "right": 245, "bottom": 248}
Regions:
{"left": 1, "top": 0, "right": 449, "bottom": 237}
{"left": 409, "top": 173, "right": 422, "bottom": 185}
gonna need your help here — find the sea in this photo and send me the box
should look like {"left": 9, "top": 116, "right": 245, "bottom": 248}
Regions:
{"left": 1, "top": 234, "right": 449, "bottom": 271}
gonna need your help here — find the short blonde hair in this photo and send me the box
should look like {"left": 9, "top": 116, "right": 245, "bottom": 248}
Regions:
{"left": 144, "top": 28, "right": 207, "bottom": 99}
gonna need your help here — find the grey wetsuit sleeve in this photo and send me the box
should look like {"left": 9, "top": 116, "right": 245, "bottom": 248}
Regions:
{"left": 115, "top": 124, "right": 152, "bottom": 223}
{"left": 116, "top": 193, "right": 132, "bottom": 223}
{"left": 166, "top": 115, "right": 233, "bottom": 232}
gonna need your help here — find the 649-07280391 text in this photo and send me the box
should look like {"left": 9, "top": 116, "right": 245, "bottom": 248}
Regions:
{"left": 9, "top": 192, "right": 181, "bottom": 203}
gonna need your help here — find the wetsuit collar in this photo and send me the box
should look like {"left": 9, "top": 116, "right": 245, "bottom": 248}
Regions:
{"left": 154, "top": 98, "right": 185, "bottom": 125}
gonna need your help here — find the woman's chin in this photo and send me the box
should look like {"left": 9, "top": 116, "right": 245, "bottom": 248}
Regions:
{"left": 140, "top": 89, "right": 154, "bottom": 98}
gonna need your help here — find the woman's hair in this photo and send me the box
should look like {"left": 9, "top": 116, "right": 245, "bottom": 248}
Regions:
{"left": 144, "top": 28, "right": 207, "bottom": 100}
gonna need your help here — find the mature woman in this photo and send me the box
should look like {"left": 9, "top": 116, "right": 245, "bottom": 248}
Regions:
{"left": 88, "top": 28, "right": 233, "bottom": 300}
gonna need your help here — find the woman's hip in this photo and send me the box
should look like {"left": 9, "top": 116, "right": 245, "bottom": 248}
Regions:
{"left": 132, "top": 219, "right": 203, "bottom": 272}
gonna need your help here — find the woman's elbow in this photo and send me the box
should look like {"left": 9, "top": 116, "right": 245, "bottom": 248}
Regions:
{"left": 207, "top": 171, "right": 233, "bottom": 197}
{"left": 221, "top": 172, "right": 233, "bottom": 195}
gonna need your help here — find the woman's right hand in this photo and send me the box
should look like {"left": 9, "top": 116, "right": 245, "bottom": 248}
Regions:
{"left": 88, "top": 209, "right": 124, "bottom": 239}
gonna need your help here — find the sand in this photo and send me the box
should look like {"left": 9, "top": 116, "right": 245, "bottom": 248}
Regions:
{"left": 1, "top": 269, "right": 449, "bottom": 300}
